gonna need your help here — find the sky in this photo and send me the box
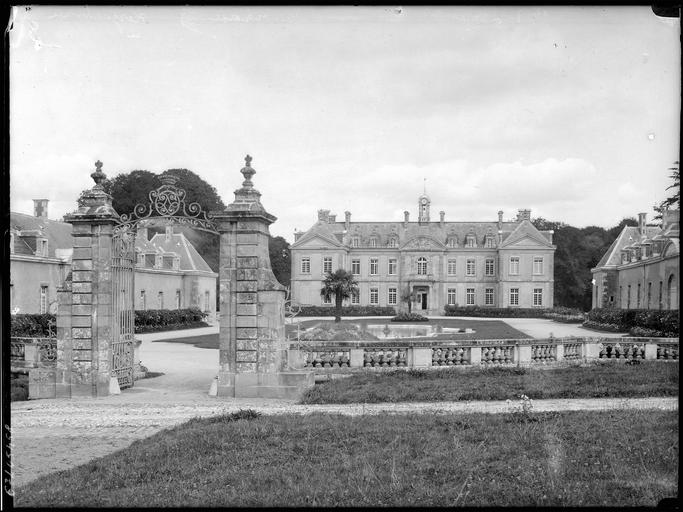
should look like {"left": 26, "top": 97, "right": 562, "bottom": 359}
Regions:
{"left": 9, "top": 6, "right": 680, "bottom": 241}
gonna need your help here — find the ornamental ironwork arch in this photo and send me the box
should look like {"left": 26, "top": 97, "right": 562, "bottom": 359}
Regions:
{"left": 113, "top": 174, "right": 219, "bottom": 236}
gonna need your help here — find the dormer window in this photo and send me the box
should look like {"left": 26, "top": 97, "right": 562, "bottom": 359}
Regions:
{"left": 466, "top": 235, "right": 476, "bottom": 248}
{"left": 351, "top": 236, "right": 360, "bottom": 248}
{"left": 369, "top": 237, "right": 377, "bottom": 248}
{"left": 388, "top": 237, "right": 398, "bottom": 248}
{"left": 621, "top": 252, "right": 629, "bottom": 264}
{"left": 40, "top": 239, "right": 48, "bottom": 257}
{"left": 484, "top": 235, "right": 495, "bottom": 248}
{"left": 137, "top": 252, "right": 145, "bottom": 266}
{"left": 447, "top": 237, "right": 457, "bottom": 248}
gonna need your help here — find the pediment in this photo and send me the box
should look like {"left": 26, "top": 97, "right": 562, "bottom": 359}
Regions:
{"left": 293, "top": 233, "right": 343, "bottom": 249}
{"left": 400, "top": 235, "right": 445, "bottom": 251}
{"left": 501, "top": 234, "right": 552, "bottom": 249}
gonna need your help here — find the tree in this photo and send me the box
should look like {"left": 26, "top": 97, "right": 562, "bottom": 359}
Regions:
{"left": 653, "top": 162, "right": 680, "bottom": 222}
{"left": 401, "top": 288, "right": 416, "bottom": 313}
{"left": 268, "top": 236, "right": 291, "bottom": 289}
{"left": 320, "top": 269, "right": 358, "bottom": 323}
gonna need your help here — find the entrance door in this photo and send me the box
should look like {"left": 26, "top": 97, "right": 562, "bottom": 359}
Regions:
{"left": 421, "top": 292, "right": 428, "bottom": 310}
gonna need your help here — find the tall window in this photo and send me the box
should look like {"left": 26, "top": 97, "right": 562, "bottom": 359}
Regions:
{"left": 636, "top": 283, "right": 641, "bottom": 308}
{"left": 485, "top": 259, "right": 494, "bottom": 276}
{"left": 509, "top": 257, "right": 520, "bottom": 275}
{"left": 370, "top": 258, "right": 379, "bottom": 275}
{"left": 647, "top": 282, "right": 652, "bottom": 309}
{"left": 619, "top": 286, "right": 623, "bottom": 308}
{"left": 158, "top": 291, "right": 164, "bottom": 309}
{"left": 351, "top": 237, "right": 360, "bottom": 247}
{"left": 140, "top": 290, "right": 146, "bottom": 310}
{"left": 204, "top": 291, "right": 210, "bottom": 312}
{"left": 533, "top": 257, "right": 544, "bottom": 275}
{"left": 175, "top": 289, "right": 181, "bottom": 309}
{"left": 322, "top": 292, "right": 332, "bottom": 305}
{"left": 659, "top": 281, "right": 663, "bottom": 310}
{"left": 466, "top": 259, "right": 475, "bottom": 276}
{"left": 40, "top": 285, "right": 48, "bottom": 314}
{"left": 447, "top": 259, "right": 456, "bottom": 276}
{"left": 351, "top": 259, "right": 360, "bottom": 275}
{"left": 485, "top": 288, "right": 494, "bottom": 306}
{"left": 370, "top": 287, "right": 379, "bottom": 305}
{"left": 509, "top": 288, "right": 519, "bottom": 306}
{"left": 388, "top": 287, "right": 397, "bottom": 305}
{"left": 533, "top": 288, "right": 543, "bottom": 307}
{"left": 447, "top": 288, "right": 456, "bottom": 305}
{"left": 466, "top": 288, "right": 475, "bottom": 306}
{"left": 417, "top": 257, "right": 427, "bottom": 275}
{"left": 627, "top": 285, "right": 631, "bottom": 309}
{"left": 466, "top": 235, "right": 476, "bottom": 248}
{"left": 301, "top": 257, "right": 311, "bottom": 274}
{"left": 388, "top": 258, "right": 397, "bottom": 275}
{"left": 351, "top": 289, "right": 360, "bottom": 304}
{"left": 323, "top": 257, "right": 332, "bottom": 274}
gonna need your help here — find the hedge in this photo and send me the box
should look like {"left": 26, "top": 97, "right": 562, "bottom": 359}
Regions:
{"left": 134, "top": 308, "right": 209, "bottom": 333}
{"left": 443, "top": 305, "right": 585, "bottom": 321}
{"left": 10, "top": 314, "right": 56, "bottom": 337}
{"left": 297, "top": 306, "right": 396, "bottom": 317}
{"left": 391, "top": 312, "right": 428, "bottom": 322}
{"left": 585, "top": 309, "right": 679, "bottom": 337}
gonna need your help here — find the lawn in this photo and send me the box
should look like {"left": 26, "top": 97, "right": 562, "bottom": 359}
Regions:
{"left": 300, "top": 361, "right": 679, "bottom": 404}
{"left": 15, "top": 409, "right": 678, "bottom": 507}
{"left": 155, "top": 317, "right": 530, "bottom": 349}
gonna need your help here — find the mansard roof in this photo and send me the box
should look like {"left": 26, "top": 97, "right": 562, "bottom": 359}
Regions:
{"left": 146, "top": 231, "right": 215, "bottom": 273}
{"left": 295, "top": 220, "right": 345, "bottom": 247}
{"left": 9, "top": 212, "right": 72, "bottom": 258}
{"left": 594, "top": 225, "right": 664, "bottom": 269}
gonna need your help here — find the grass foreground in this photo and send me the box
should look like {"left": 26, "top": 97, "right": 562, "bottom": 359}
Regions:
{"left": 16, "top": 409, "right": 678, "bottom": 507}
{"left": 300, "top": 361, "right": 679, "bottom": 404}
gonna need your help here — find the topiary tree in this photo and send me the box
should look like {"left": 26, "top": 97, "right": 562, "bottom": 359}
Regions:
{"left": 320, "top": 269, "right": 358, "bottom": 323}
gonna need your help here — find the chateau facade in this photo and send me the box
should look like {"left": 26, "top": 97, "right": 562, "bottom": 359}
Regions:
{"left": 591, "top": 210, "right": 679, "bottom": 310}
{"left": 290, "top": 195, "right": 556, "bottom": 315}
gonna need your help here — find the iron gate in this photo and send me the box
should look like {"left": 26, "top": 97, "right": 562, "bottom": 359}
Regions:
{"left": 111, "top": 227, "right": 136, "bottom": 389}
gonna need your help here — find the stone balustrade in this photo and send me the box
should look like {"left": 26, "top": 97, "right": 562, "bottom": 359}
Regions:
{"left": 10, "top": 337, "right": 58, "bottom": 371}
{"left": 287, "top": 337, "right": 678, "bottom": 372}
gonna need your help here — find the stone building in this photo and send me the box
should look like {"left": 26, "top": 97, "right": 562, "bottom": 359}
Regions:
{"left": 591, "top": 210, "right": 679, "bottom": 310}
{"left": 9, "top": 201, "right": 217, "bottom": 316}
{"left": 290, "top": 194, "right": 556, "bottom": 315}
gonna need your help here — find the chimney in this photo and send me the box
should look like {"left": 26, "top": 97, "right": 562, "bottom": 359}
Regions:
{"left": 165, "top": 225, "right": 173, "bottom": 241}
{"left": 497, "top": 210, "right": 503, "bottom": 230}
{"left": 344, "top": 211, "right": 351, "bottom": 231}
{"left": 548, "top": 230, "right": 554, "bottom": 244}
{"left": 439, "top": 211, "right": 445, "bottom": 228}
{"left": 403, "top": 211, "right": 410, "bottom": 228}
{"left": 328, "top": 214, "right": 336, "bottom": 223}
{"left": 294, "top": 230, "right": 303, "bottom": 242}
{"left": 662, "top": 209, "right": 679, "bottom": 230}
{"left": 516, "top": 209, "right": 531, "bottom": 222}
{"left": 33, "top": 199, "right": 49, "bottom": 219}
{"left": 317, "top": 209, "right": 330, "bottom": 223}
{"left": 138, "top": 226, "right": 148, "bottom": 241}
{"left": 638, "top": 212, "right": 647, "bottom": 236}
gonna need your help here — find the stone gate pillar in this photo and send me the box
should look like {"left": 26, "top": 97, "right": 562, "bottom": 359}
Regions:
{"left": 212, "top": 156, "right": 313, "bottom": 398}
{"left": 60, "top": 161, "right": 120, "bottom": 397}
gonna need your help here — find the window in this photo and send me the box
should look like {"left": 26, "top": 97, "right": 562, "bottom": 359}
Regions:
{"left": 466, "top": 259, "right": 475, "bottom": 276}
{"left": 40, "top": 285, "right": 48, "bottom": 314}
{"left": 370, "top": 288, "right": 379, "bottom": 305}
{"left": 370, "top": 258, "right": 378, "bottom": 275}
{"left": 485, "top": 236, "right": 495, "bottom": 248}
{"left": 627, "top": 285, "right": 631, "bottom": 309}
{"left": 447, "top": 237, "right": 457, "bottom": 248}
{"left": 351, "top": 236, "right": 360, "bottom": 247}
{"left": 158, "top": 291, "right": 164, "bottom": 309}
{"left": 485, "top": 258, "right": 494, "bottom": 276}
{"left": 140, "top": 290, "right": 146, "bottom": 310}
{"left": 485, "top": 288, "right": 494, "bottom": 306}
{"left": 389, "top": 237, "right": 397, "bottom": 248}
{"left": 417, "top": 257, "right": 427, "bottom": 275}
{"left": 204, "top": 291, "right": 210, "bottom": 312}
{"left": 509, "top": 288, "right": 519, "bottom": 306}
{"left": 659, "top": 281, "right": 663, "bottom": 310}
{"left": 322, "top": 292, "right": 332, "bottom": 305}
{"left": 509, "top": 257, "right": 520, "bottom": 275}
{"left": 533, "top": 257, "right": 544, "bottom": 275}
{"left": 41, "top": 240, "right": 48, "bottom": 257}
{"left": 323, "top": 257, "right": 332, "bottom": 274}
{"left": 351, "top": 289, "right": 360, "bottom": 304}
{"left": 447, "top": 288, "right": 456, "bottom": 305}
{"left": 466, "top": 235, "right": 476, "bottom": 248}
{"left": 175, "top": 290, "right": 181, "bottom": 309}
{"left": 636, "top": 283, "right": 641, "bottom": 308}
{"left": 619, "top": 286, "right": 623, "bottom": 308}
{"left": 466, "top": 288, "right": 475, "bottom": 306}
{"left": 351, "top": 259, "right": 360, "bottom": 275}
{"left": 388, "top": 258, "right": 397, "bottom": 275}
{"left": 388, "top": 287, "right": 397, "bottom": 305}
{"left": 301, "top": 257, "right": 311, "bottom": 274}
{"left": 621, "top": 252, "right": 629, "bottom": 264}
{"left": 370, "top": 237, "right": 377, "bottom": 248}
{"left": 647, "top": 282, "right": 652, "bottom": 309}
{"left": 533, "top": 288, "right": 543, "bottom": 307}
{"left": 447, "top": 259, "right": 457, "bottom": 276}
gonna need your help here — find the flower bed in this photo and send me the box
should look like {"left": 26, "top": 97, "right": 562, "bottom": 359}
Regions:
{"left": 390, "top": 312, "right": 428, "bottom": 322}
{"left": 297, "top": 305, "right": 396, "bottom": 317}
{"left": 585, "top": 309, "right": 678, "bottom": 337}
{"left": 134, "top": 308, "right": 209, "bottom": 333}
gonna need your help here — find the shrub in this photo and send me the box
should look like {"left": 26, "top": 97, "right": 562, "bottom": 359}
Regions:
{"left": 10, "top": 314, "right": 56, "bottom": 337}
{"left": 11, "top": 372, "right": 29, "bottom": 402}
{"left": 297, "top": 305, "right": 396, "bottom": 317}
{"left": 443, "top": 306, "right": 585, "bottom": 320}
{"left": 585, "top": 309, "right": 679, "bottom": 336}
{"left": 391, "top": 312, "right": 428, "bottom": 322}
{"left": 134, "top": 308, "right": 209, "bottom": 333}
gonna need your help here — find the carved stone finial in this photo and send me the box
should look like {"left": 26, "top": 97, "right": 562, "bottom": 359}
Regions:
{"left": 240, "top": 154, "right": 256, "bottom": 189}
{"left": 90, "top": 160, "right": 107, "bottom": 189}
